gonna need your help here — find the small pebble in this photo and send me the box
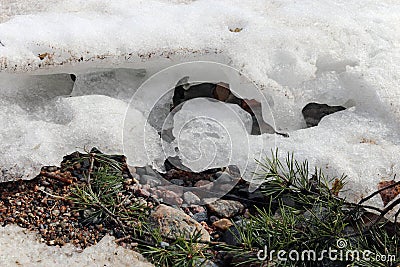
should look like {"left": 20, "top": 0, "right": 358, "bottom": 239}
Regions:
{"left": 170, "top": 179, "right": 184, "bottom": 186}
{"left": 52, "top": 210, "right": 60, "bottom": 216}
{"left": 160, "top": 241, "right": 170, "bottom": 248}
{"left": 209, "top": 215, "right": 219, "bottom": 223}
{"left": 183, "top": 191, "right": 201, "bottom": 205}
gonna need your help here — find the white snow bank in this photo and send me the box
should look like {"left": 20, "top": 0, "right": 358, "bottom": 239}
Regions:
{"left": 0, "top": 224, "right": 153, "bottom": 267}
{"left": 1, "top": 0, "right": 400, "bottom": 218}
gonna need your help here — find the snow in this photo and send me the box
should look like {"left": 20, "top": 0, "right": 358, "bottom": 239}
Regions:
{"left": 0, "top": 224, "right": 153, "bottom": 267}
{"left": 0, "top": 0, "right": 400, "bottom": 218}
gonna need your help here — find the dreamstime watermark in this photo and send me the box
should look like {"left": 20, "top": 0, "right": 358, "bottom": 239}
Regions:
{"left": 257, "top": 238, "right": 396, "bottom": 263}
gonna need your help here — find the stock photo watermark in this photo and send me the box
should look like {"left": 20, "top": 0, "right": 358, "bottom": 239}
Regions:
{"left": 257, "top": 238, "right": 396, "bottom": 263}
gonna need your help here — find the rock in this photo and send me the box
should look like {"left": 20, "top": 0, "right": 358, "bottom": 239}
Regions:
{"left": 207, "top": 200, "right": 245, "bottom": 218}
{"left": 149, "top": 204, "right": 210, "bottom": 242}
{"left": 161, "top": 190, "right": 183, "bottom": 206}
{"left": 160, "top": 241, "right": 170, "bottom": 248}
{"left": 127, "top": 165, "right": 136, "bottom": 174}
{"left": 222, "top": 225, "right": 241, "bottom": 246}
{"left": 191, "top": 206, "right": 208, "bottom": 222}
{"left": 183, "top": 191, "right": 201, "bottom": 205}
{"left": 47, "top": 166, "right": 58, "bottom": 172}
{"left": 51, "top": 210, "right": 60, "bottom": 216}
{"left": 302, "top": 102, "right": 346, "bottom": 127}
{"left": 194, "top": 259, "right": 220, "bottom": 267}
{"left": 192, "top": 206, "right": 206, "bottom": 214}
{"left": 214, "top": 184, "right": 234, "bottom": 193}
{"left": 170, "top": 179, "right": 184, "bottom": 186}
{"left": 194, "top": 180, "right": 213, "bottom": 188}
{"left": 214, "top": 82, "right": 230, "bottom": 102}
{"left": 214, "top": 172, "right": 232, "bottom": 183}
{"left": 160, "top": 185, "right": 183, "bottom": 196}
{"left": 135, "top": 167, "right": 147, "bottom": 176}
{"left": 212, "top": 218, "right": 233, "bottom": 231}
{"left": 192, "top": 211, "right": 208, "bottom": 223}
{"left": 140, "top": 175, "right": 162, "bottom": 187}
{"left": 209, "top": 215, "right": 219, "bottom": 223}
{"left": 137, "top": 188, "right": 151, "bottom": 198}
{"left": 145, "top": 165, "right": 160, "bottom": 177}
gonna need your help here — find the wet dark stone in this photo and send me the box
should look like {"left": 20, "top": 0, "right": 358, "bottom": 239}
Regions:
{"left": 222, "top": 225, "right": 241, "bottom": 246}
{"left": 302, "top": 102, "right": 346, "bottom": 127}
{"left": 70, "top": 74, "right": 76, "bottom": 82}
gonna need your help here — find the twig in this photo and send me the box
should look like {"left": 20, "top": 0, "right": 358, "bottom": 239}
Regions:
{"left": 115, "top": 235, "right": 132, "bottom": 243}
{"left": 369, "top": 197, "right": 400, "bottom": 227}
{"left": 87, "top": 153, "right": 95, "bottom": 184}
{"left": 115, "top": 193, "right": 133, "bottom": 208}
{"left": 344, "top": 197, "right": 400, "bottom": 238}
{"left": 40, "top": 170, "right": 74, "bottom": 184}
{"left": 0, "top": 41, "right": 4, "bottom": 47}
{"left": 38, "top": 188, "right": 65, "bottom": 200}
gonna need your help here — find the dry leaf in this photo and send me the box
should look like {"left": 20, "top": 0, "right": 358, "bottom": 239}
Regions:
{"left": 330, "top": 178, "right": 344, "bottom": 196}
{"left": 360, "top": 137, "right": 377, "bottom": 145}
{"left": 38, "top": 53, "right": 48, "bottom": 60}
{"left": 378, "top": 180, "right": 400, "bottom": 206}
{"left": 229, "top": 27, "right": 243, "bottom": 33}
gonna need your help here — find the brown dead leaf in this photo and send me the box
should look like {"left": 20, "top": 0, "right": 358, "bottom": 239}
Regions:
{"left": 378, "top": 180, "right": 400, "bottom": 206}
{"left": 330, "top": 178, "right": 344, "bottom": 196}
{"left": 229, "top": 27, "right": 243, "bottom": 33}
{"left": 360, "top": 137, "right": 377, "bottom": 145}
{"left": 38, "top": 53, "right": 48, "bottom": 60}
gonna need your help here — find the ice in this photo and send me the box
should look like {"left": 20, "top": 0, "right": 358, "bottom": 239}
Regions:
{"left": 0, "top": 93, "right": 161, "bottom": 181}
{"left": 170, "top": 98, "right": 253, "bottom": 172}
{"left": 0, "top": 73, "right": 74, "bottom": 124}
{"left": 71, "top": 68, "right": 147, "bottom": 100}
{"left": 0, "top": 0, "right": 399, "bottom": 218}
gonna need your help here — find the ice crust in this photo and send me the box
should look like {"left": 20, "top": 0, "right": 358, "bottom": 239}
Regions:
{"left": 0, "top": 0, "right": 400, "bottom": 217}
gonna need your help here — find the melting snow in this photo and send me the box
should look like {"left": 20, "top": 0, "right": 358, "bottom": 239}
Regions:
{"left": 0, "top": 0, "right": 400, "bottom": 218}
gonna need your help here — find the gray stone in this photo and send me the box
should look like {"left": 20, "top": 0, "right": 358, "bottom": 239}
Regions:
{"left": 194, "top": 259, "right": 220, "bottom": 267}
{"left": 149, "top": 204, "right": 210, "bottom": 242}
{"left": 160, "top": 185, "right": 183, "bottom": 196}
{"left": 145, "top": 165, "right": 160, "bottom": 177}
{"left": 161, "top": 190, "right": 183, "bottom": 206}
{"left": 160, "top": 241, "right": 170, "bottom": 248}
{"left": 215, "top": 172, "right": 232, "bottom": 183}
{"left": 222, "top": 225, "right": 241, "bottom": 246}
{"left": 183, "top": 191, "right": 201, "bottom": 205}
{"left": 170, "top": 179, "right": 184, "bottom": 186}
{"left": 194, "top": 180, "right": 213, "bottom": 190}
{"left": 207, "top": 200, "right": 245, "bottom": 218}
{"left": 135, "top": 167, "right": 147, "bottom": 176}
{"left": 140, "top": 175, "right": 162, "bottom": 187}
{"left": 192, "top": 211, "right": 208, "bottom": 223}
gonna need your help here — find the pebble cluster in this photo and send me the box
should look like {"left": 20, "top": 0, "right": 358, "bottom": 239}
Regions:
{"left": 129, "top": 162, "right": 268, "bottom": 246}
{"left": 0, "top": 169, "right": 107, "bottom": 248}
{"left": 0, "top": 149, "right": 270, "bottom": 266}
